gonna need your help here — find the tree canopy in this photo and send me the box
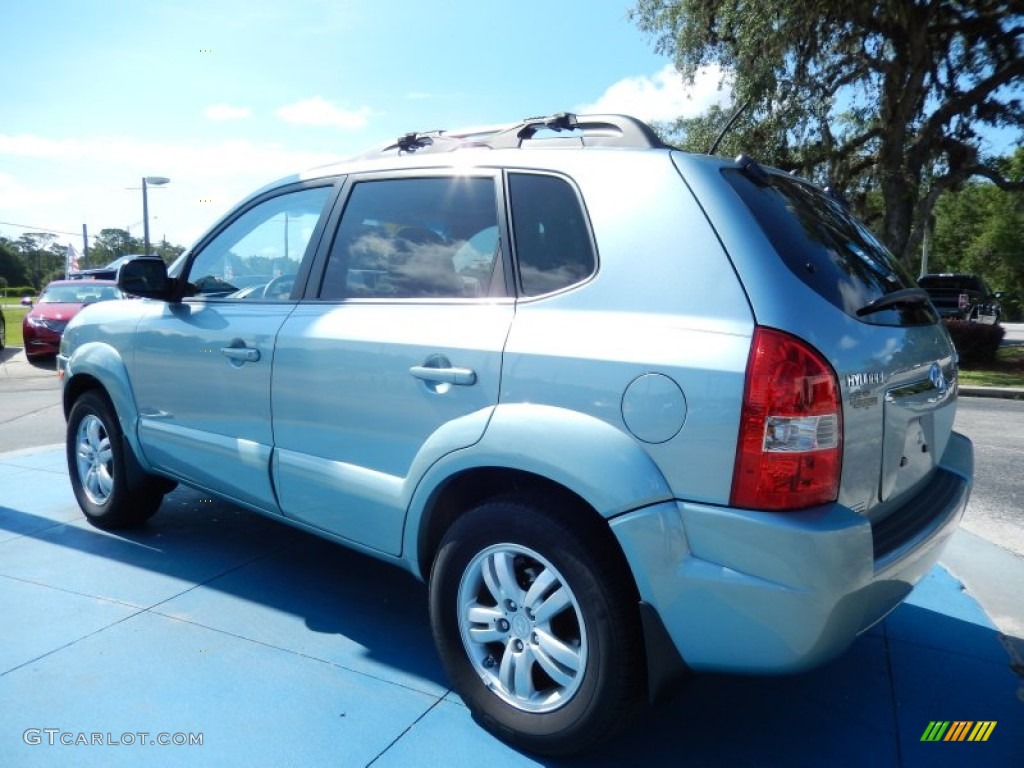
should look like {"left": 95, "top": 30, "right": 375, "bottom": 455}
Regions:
{"left": 632, "top": 0, "right": 1024, "bottom": 266}
{"left": 930, "top": 147, "right": 1024, "bottom": 319}
{"left": 0, "top": 229, "right": 185, "bottom": 292}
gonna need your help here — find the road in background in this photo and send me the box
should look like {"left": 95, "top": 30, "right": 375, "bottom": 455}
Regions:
{"left": 1001, "top": 321, "right": 1023, "bottom": 344}
{"left": 954, "top": 397, "right": 1024, "bottom": 558}
{"left": 0, "top": 348, "right": 62, "bottom": 451}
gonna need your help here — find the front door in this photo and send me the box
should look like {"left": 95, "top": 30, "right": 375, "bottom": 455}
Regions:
{"left": 130, "top": 184, "right": 335, "bottom": 512}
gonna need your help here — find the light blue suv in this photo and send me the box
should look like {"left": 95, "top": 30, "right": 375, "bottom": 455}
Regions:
{"left": 58, "top": 113, "right": 973, "bottom": 755}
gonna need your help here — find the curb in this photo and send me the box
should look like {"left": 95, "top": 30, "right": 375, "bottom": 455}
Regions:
{"left": 959, "top": 385, "right": 1024, "bottom": 400}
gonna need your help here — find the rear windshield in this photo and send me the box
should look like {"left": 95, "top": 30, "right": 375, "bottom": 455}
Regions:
{"left": 724, "top": 170, "right": 936, "bottom": 326}
{"left": 40, "top": 283, "right": 122, "bottom": 303}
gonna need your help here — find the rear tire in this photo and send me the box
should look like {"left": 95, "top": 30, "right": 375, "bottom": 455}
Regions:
{"left": 67, "top": 390, "right": 167, "bottom": 529}
{"left": 429, "top": 494, "right": 643, "bottom": 755}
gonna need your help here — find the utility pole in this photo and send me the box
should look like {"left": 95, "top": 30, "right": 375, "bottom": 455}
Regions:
{"left": 141, "top": 176, "right": 170, "bottom": 256}
{"left": 920, "top": 224, "right": 929, "bottom": 279}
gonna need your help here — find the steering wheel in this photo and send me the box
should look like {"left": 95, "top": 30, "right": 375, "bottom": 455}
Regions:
{"left": 262, "top": 274, "right": 296, "bottom": 299}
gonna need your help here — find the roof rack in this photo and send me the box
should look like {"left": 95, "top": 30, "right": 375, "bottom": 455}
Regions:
{"left": 367, "top": 112, "right": 670, "bottom": 157}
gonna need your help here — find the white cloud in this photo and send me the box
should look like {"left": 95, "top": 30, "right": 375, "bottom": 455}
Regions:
{"left": 203, "top": 103, "right": 252, "bottom": 121}
{"left": 0, "top": 133, "right": 342, "bottom": 178}
{"left": 274, "top": 96, "right": 371, "bottom": 129}
{"left": 0, "top": 172, "right": 69, "bottom": 209}
{"left": 576, "top": 64, "right": 733, "bottom": 123}
{"left": 0, "top": 133, "right": 347, "bottom": 245}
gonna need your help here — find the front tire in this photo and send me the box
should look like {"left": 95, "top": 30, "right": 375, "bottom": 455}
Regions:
{"left": 429, "top": 494, "right": 643, "bottom": 755}
{"left": 66, "top": 390, "right": 166, "bottom": 529}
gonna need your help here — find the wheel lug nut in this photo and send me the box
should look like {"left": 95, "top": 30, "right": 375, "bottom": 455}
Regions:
{"left": 483, "top": 655, "right": 495, "bottom": 668}
{"left": 505, "top": 599, "right": 517, "bottom": 611}
{"left": 513, "top": 640, "right": 523, "bottom": 652}
{"left": 497, "top": 619, "right": 510, "bottom": 632}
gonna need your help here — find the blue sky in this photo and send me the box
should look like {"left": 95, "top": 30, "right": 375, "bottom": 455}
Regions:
{"left": 1, "top": 0, "right": 732, "bottom": 251}
{"left": 1, "top": 1, "right": 1018, "bottom": 255}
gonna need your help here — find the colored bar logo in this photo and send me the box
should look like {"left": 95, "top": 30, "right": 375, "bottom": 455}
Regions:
{"left": 920, "top": 721, "right": 997, "bottom": 742}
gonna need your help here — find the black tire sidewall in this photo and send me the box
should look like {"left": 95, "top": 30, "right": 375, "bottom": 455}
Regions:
{"left": 66, "top": 391, "right": 131, "bottom": 524}
{"left": 430, "top": 499, "right": 636, "bottom": 754}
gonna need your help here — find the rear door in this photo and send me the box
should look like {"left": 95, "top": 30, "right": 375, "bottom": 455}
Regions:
{"left": 271, "top": 172, "right": 514, "bottom": 554}
{"left": 131, "top": 183, "right": 335, "bottom": 512}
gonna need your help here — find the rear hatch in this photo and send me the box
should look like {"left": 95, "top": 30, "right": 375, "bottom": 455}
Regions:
{"left": 693, "top": 156, "right": 958, "bottom": 521}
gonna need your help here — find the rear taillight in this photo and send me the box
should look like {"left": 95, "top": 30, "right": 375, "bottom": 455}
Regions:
{"left": 730, "top": 327, "right": 842, "bottom": 511}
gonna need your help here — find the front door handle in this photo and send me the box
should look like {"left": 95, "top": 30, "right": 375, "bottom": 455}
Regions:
{"left": 409, "top": 365, "right": 476, "bottom": 386}
{"left": 221, "top": 346, "right": 261, "bottom": 363}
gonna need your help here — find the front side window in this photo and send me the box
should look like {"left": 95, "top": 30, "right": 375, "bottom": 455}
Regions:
{"left": 509, "top": 173, "right": 596, "bottom": 296}
{"left": 186, "top": 185, "right": 333, "bottom": 299}
{"left": 319, "top": 176, "right": 501, "bottom": 300}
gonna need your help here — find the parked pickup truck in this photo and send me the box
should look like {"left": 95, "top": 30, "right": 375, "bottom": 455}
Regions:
{"left": 918, "top": 273, "right": 1002, "bottom": 324}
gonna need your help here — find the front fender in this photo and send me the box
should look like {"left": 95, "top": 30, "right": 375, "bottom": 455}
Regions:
{"left": 63, "top": 342, "right": 149, "bottom": 473}
{"left": 401, "top": 403, "right": 674, "bottom": 563}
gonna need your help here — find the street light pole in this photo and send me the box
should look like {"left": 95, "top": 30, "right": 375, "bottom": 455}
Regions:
{"left": 142, "top": 176, "right": 170, "bottom": 256}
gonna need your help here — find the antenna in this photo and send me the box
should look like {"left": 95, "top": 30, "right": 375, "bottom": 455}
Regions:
{"left": 709, "top": 98, "right": 751, "bottom": 155}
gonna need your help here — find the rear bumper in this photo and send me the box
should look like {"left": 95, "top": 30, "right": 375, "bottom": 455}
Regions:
{"left": 611, "top": 431, "right": 973, "bottom": 674}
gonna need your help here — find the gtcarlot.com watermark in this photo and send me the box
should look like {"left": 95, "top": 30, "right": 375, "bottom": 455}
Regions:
{"left": 23, "top": 729, "right": 203, "bottom": 748}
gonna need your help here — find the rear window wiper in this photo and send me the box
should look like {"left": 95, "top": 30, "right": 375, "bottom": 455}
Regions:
{"left": 856, "top": 287, "right": 931, "bottom": 317}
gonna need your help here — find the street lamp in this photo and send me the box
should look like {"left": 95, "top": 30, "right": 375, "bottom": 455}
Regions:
{"left": 142, "top": 176, "right": 170, "bottom": 256}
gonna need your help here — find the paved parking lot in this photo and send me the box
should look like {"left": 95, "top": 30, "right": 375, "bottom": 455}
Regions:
{"left": 2, "top": 337, "right": 1022, "bottom": 765}
{"left": 1, "top": 444, "right": 1022, "bottom": 767}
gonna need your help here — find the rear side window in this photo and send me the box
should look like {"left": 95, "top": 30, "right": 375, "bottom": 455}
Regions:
{"left": 320, "top": 177, "right": 501, "bottom": 300}
{"left": 724, "top": 170, "right": 934, "bottom": 326}
{"left": 509, "top": 173, "right": 596, "bottom": 296}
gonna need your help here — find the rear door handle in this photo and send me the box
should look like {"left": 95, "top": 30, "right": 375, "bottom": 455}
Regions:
{"left": 409, "top": 365, "right": 477, "bottom": 386}
{"left": 221, "top": 346, "right": 261, "bottom": 363}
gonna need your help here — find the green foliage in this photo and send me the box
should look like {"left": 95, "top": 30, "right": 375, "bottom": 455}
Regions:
{"left": 931, "top": 147, "right": 1024, "bottom": 320}
{"left": 3, "top": 306, "right": 28, "bottom": 347}
{"left": 0, "top": 233, "right": 64, "bottom": 288}
{"left": 152, "top": 240, "right": 186, "bottom": 265}
{"left": 84, "top": 228, "right": 144, "bottom": 269}
{"left": 1, "top": 229, "right": 187, "bottom": 290}
{"left": 84, "top": 229, "right": 185, "bottom": 268}
{"left": 632, "top": 0, "right": 1024, "bottom": 267}
{"left": 944, "top": 320, "right": 1005, "bottom": 367}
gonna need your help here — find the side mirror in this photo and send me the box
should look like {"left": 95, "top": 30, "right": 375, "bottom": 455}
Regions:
{"left": 118, "top": 257, "right": 172, "bottom": 300}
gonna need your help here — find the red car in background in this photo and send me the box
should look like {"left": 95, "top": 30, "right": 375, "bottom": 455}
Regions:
{"left": 23, "top": 280, "right": 123, "bottom": 359}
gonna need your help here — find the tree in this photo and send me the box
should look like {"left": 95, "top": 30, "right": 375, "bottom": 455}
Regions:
{"left": 152, "top": 240, "right": 186, "bottom": 265}
{"left": 632, "top": 0, "right": 1024, "bottom": 267}
{"left": 85, "top": 228, "right": 145, "bottom": 269}
{"left": 0, "top": 237, "right": 30, "bottom": 288}
{"left": 931, "top": 148, "right": 1024, "bottom": 319}
{"left": 11, "top": 233, "right": 63, "bottom": 288}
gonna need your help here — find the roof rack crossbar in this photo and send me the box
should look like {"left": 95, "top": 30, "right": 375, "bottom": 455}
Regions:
{"left": 362, "top": 112, "right": 670, "bottom": 159}
{"left": 486, "top": 112, "right": 668, "bottom": 150}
